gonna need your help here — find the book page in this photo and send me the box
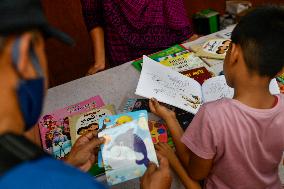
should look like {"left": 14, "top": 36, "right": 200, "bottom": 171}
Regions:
{"left": 202, "top": 76, "right": 280, "bottom": 103}
{"left": 202, "top": 75, "right": 234, "bottom": 102}
{"left": 136, "top": 56, "right": 203, "bottom": 114}
{"left": 269, "top": 78, "right": 281, "bottom": 95}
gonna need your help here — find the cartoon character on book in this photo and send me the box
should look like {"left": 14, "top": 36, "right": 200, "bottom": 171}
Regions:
{"left": 52, "top": 127, "right": 72, "bottom": 159}
{"left": 148, "top": 121, "right": 167, "bottom": 144}
{"left": 41, "top": 115, "right": 57, "bottom": 151}
{"left": 104, "top": 128, "right": 150, "bottom": 168}
{"left": 77, "top": 123, "right": 99, "bottom": 135}
{"left": 42, "top": 115, "right": 57, "bottom": 131}
{"left": 216, "top": 40, "right": 231, "bottom": 54}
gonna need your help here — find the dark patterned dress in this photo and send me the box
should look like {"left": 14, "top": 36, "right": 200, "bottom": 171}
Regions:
{"left": 81, "top": 0, "right": 193, "bottom": 67}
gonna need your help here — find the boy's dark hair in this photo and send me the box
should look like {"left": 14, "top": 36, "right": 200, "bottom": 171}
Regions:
{"left": 231, "top": 6, "right": 284, "bottom": 78}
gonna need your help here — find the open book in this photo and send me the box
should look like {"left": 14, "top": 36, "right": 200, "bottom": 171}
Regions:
{"left": 135, "top": 56, "right": 280, "bottom": 114}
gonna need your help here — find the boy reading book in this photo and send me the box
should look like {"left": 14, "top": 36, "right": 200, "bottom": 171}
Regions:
{"left": 149, "top": 6, "right": 284, "bottom": 188}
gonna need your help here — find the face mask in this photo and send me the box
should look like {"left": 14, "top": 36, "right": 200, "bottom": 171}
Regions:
{"left": 12, "top": 38, "right": 45, "bottom": 131}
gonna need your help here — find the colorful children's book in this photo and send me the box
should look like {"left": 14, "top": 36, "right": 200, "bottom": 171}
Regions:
{"left": 98, "top": 110, "right": 158, "bottom": 185}
{"left": 122, "top": 98, "right": 150, "bottom": 113}
{"left": 98, "top": 110, "right": 152, "bottom": 168}
{"left": 69, "top": 105, "right": 116, "bottom": 145}
{"left": 38, "top": 96, "right": 105, "bottom": 159}
{"left": 148, "top": 120, "right": 167, "bottom": 144}
{"left": 193, "top": 38, "right": 231, "bottom": 59}
{"left": 158, "top": 50, "right": 205, "bottom": 72}
{"left": 135, "top": 56, "right": 280, "bottom": 114}
{"left": 276, "top": 73, "right": 284, "bottom": 94}
{"left": 132, "top": 44, "right": 186, "bottom": 71}
{"left": 181, "top": 66, "right": 213, "bottom": 85}
{"left": 121, "top": 98, "right": 194, "bottom": 130}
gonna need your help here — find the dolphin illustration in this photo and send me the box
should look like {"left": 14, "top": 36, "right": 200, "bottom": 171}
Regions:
{"left": 107, "top": 128, "right": 150, "bottom": 167}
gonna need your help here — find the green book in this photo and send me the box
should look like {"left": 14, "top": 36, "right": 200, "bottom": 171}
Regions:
{"left": 132, "top": 44, "right": 186, "bottom": 71}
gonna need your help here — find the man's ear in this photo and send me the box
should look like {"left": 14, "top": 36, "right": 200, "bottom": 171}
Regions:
{"left": 14, "top": 33, "right": 35, "bottom": 77}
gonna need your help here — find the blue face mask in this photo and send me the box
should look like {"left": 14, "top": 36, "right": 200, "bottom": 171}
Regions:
{"left": 12, "top": 38, "right": 45, "bottom": 131}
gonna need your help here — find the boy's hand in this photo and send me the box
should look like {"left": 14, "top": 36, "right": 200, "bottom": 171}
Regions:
{"left": 149, "top": 98, "right": 176, "bottom": 121}
{"left": 140, "top": 154, "right": 172, "bottom": 189}
{"left": 65, "top": 131, "right": 105, "bottom": 172}
{"left": 155, "top": 143, "right": 178, "bottom": 166}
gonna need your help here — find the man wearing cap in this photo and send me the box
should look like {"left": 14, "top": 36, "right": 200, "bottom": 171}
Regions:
{"left": 0, "top": 0, "right": 172, "bottom": 188}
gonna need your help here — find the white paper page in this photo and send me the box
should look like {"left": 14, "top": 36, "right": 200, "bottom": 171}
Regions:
{"left": 135, "top": 56, "right": 203, "bottom": 114}
{"left": 202, "top": 75, "right": 234, "bottom": 102}
{"left": 202, "top": 76, "right": 280, "bottom": 103}
{"left": 269, "top": 78, "right": 281, "bottom": 95}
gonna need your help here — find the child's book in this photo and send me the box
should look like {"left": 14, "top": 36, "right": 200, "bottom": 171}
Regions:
{"left": 181, "top": 66, "right": 213, "bottom": 84}
{"left": 97, "top": 110, "right": 152, "bottom": 168}
{"left": 193, "top": 38, "right": 231, "bottom": 59}
{"left": 122, "top": 98, "right": 151, "bottom": 113}
{"left": 148, "top": 120, "right": 168, "bottom": 144}
{"left": 132, "top": 44, "right": 186, "bottom": 71}
{"left": 98, "top": 110, "right": 158, "bottom": 185}
{"left": 135, "top": 56, "right": 280, "bottom": 114}
{"left": 38, "top": 96, "right": 105, "bottom": 158}
{"left": 121, "top": 98, "right": 194, "bottom": 130}
{"left": 158, "top": 50, "right": 205, "bottom": 72}
{"left": 69, "top": 105, "right": 116, "bottom": 145}
{"left": 276, "top": 73, "right": 284, "bottom": 94}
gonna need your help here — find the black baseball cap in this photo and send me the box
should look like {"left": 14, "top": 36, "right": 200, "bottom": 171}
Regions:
{"left": 0, "top": 0, "right": 74, "bottom": 45}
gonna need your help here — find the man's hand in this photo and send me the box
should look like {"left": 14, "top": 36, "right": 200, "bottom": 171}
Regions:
{"left": 141, "top": 154, "right": 172, "bottom": 189}
{"left": 87, "top": 62, "right": 105, "bottom": 75}
{"left": 65, "top": 131, "right": 105, "bottom": 172}
{"left": 149, "top": 98, "right": 176, "bottom": 121}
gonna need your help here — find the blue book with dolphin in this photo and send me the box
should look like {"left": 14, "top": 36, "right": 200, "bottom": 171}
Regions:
{"left": 98, "top": 110, "right": 158, "bottom": 185}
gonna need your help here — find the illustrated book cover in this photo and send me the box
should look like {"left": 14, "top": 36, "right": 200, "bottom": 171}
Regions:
{"left": 132, "top": 44, "right": 186, "bottom": 71}
{"left": 98, "top": 110, "right": 158, "bottom": 185}
{"left": 181, "top": 66, "right": 213, "bottom": 85}
{"left": 276, "top": 73, "right": 284, "bottom": 94}
{"left": 135, "top": 56, "right": 280, "bottom": 114}
{"left": 121, "top": 98, "right": 194, "bottom": 130}
{"left": 148, "top": 120, "right": 168, "bottom": 144}
{"left": 158, "top": 50, "right": 206, "bottom": 72}
{"left": 193, "top": 38, "right": 231, "bottom": 60}
{"left": 69, "top": 105, "right": 116, "bottom": 145}
{"left": 38, "top": 96, "right": 105, "bottom": 159}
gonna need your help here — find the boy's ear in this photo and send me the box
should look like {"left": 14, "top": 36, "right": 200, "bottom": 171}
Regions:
{"left": 228, "top": 43, "right": 240, "bottom": 67}
{"left": 14, "top": 33, "right": 34, "bottom": 76}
